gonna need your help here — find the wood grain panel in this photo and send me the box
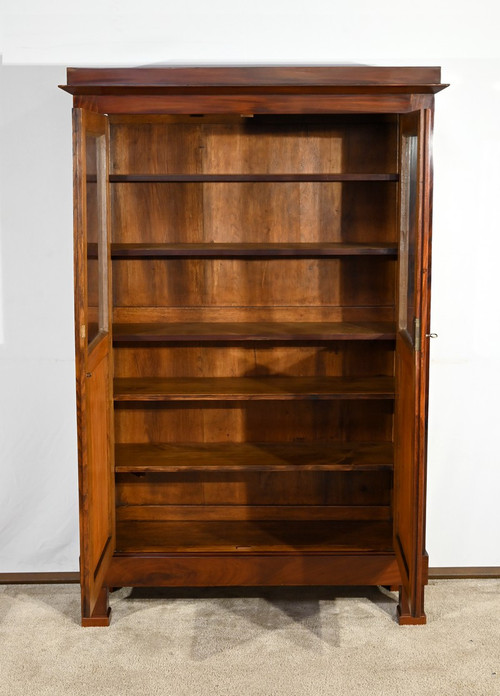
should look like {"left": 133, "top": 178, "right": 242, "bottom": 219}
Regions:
{"left": 74, "top": 93, "right": 417, "bottom": 116}
{"left": 112, "top": 258, "right": 395, "bottom": 309}
{"left": 115, "top": 520, "right": 394, "bottom": 553}
{"left": 111, "top": 183, "right": 203, "bottom": 244}
{"left": 112, "top": 321, "right": 396, "bottom": 342}
{"left": 113, "top": 375, "right": 395, "bottom": 401}
{"left": 86, "top": 340, "right": 112, "bottom": 573}
{"left": 111, "top": 182, "right": 396, "bottom": 245}
{"left": 115, "top": 441, "right": 394, "bottom": 472}
{"left": 110, "top": 122, "right": 202, "bottom": 174}
{"left": 114, "top": 401, "right": 393, "bottom": 444}
{"left": 106, "top": 553, "right": 402, "bottom": 588}
{"left": 112, "top": 306, "right": 395, "bottom": 324}
{"left": 113, "top": 343, "right": 395, "bottom": 379}
{"left": 65, "top": 65, "right": 443, "bottom": 88}
{"left": 116, "top": 504, "right": 392, "bottom": 522}
{"left": 109, "top": 115, "right": 397, "bottom": 176}
{"left": 111, "top": 242, "right": 398, "bottom": 258}
{"left": 115, "top": 470, "right": 392, "bottom": 507}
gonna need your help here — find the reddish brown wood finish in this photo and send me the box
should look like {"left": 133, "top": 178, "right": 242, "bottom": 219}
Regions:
{"left": 64, "top": 66, "right": 446, "bottom": 626}
{"left": 81, "top": 586, "right": 111, "bottom": 627}
{"left": 62, "top": 65, "right": 446, "bottom": 92}
{"left": 111, "top": 242, "right": 398, "bottom": 258}
{"left": 107, "top": 554, "right": 402, "bottom": 588}
{"left": 393, "top": 111, "right": 429, "bottom": 624}
{"left": 114, "top": 441, "right": 394, "bottom": 473}
{"left": 110, "top": 173, "right": 398, "bottom": 182}
{"left": 73, "top": 109, "right": 115, "bottom": 626}
{"left": 112, "top": 322, "right": 396, "bottom": 343}
{"left": 113, "top": 376, "right": 395, "bottom": 401}
{"left": 74, "top": 93, "right": 420, "bottom": 116}
{"left": 116, "top": 505, "right": 392, "bottom": 522}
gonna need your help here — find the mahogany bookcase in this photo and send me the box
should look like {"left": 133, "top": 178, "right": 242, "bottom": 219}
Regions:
{"left": 60, "top": 66, "right": 447, "bottom": 626}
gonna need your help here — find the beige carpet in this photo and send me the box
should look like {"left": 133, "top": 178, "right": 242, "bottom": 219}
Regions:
{"left": 0, "top": 580, "right": 499, "bottom": 695}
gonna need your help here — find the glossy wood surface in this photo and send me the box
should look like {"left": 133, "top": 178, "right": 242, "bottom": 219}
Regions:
{"left": 111, "top": 242, "right": 398, "bottom": 258}
{"left": 73, "top": 109, "right": 115, "bottom": 625}
{"left": 110, "top": 173, "right": 399, "bottom": 182}
{"left": 116, "top": 520, "right": 394, "bottom": 553}
{"left": 63, "top": 65, "right": 445, "bottom": 92}
{"left": 114, "top": 376, "right": 395, "bottom": 401}
{"left": 113, "top": 322, "right": 396, "bottom": 343}
{"left": 65, "top": 67, "right": 445, "bottom": 625}
{"left": 74, "top": 93, "right": 426, "bottom": 115}
{"left": 116, "top": 504, "right": 392, "bottom": 522}
{"left": 393, "top": 111, "right": 427, "bottom": 624}
{"left": 106, "top": 554, "right": 402, "bottom": 588}
{"left": 115, "top": 441, "right": 394, "bottom": 472}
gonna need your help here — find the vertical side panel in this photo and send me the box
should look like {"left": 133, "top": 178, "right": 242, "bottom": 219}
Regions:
{"left": 73, "top": 108, "right": 115, "bottom": 626}
{"left": 394, "top": 108, "right": 432, "bottom": 624}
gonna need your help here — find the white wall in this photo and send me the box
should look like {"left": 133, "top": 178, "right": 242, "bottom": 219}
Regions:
{"left": 1, "top": 1, "right": 499, "bottom": 571}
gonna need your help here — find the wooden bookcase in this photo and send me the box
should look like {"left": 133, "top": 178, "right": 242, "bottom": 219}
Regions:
{"left": 60, "top": 66, "right": 447, "bottom": 626}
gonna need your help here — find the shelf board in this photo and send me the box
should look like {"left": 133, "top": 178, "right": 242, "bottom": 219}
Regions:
{"left": 115, "top": 441, "right": 394, "bottom": 472}
{"left": 113, "top": 376, "right": 395, "bottom": 402}
{"left": 112, "top": 321, "right": 396, "bottom": 343}
{"left": 116, "top": 504, "right": 392, "bottom": 523}
{"left": 115, "top": 520, "right": 394, "bottom": 554}
{"left": 109, "top": 173, "right": 399, "bottom": 183}
{"left": 111, "top": 242, "right": 398, "bottom": 258}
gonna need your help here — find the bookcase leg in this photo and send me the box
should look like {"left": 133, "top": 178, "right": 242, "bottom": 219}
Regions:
{"left": 82, "top": 586, "right": 112, "bottom": 627}
{"left": 397, "top": 585, "right": 426, "bottom": 625}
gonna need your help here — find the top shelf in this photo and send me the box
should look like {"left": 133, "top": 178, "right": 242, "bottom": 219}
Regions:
{"left": 111, "top": 242, "right": 398, "bottom": 258}
{"left": 108, "top": 173, "right": 399, "bottom": 183}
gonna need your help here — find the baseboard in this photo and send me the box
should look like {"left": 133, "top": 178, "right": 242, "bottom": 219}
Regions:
{"left": 429, "top": 567, "right": 500, "bottom": 579}
{"left": 1, "top": 568, "right": 499, "bottom": 584}
{"left": 0, "top": 572, "right": 80, "bottom": 584}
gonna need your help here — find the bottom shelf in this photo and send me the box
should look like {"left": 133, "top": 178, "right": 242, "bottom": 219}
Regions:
{"left": 115, "top": 520, "right": 393, "bottom": 554}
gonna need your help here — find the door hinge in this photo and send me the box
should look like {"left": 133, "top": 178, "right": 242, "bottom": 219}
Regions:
{"left": 80, "top": 324, "right": 86, "bottom": 340}
{"left": 414, "top": 317, "right": 421, "bottom": 352}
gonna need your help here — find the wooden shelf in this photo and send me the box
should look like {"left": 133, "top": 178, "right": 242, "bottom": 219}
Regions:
{"left": 113, "top": 376, "right": 395, "bottom": 402}
{"left": 115, "top": 441, "right": 394, "bottom": 472}
{"left": 111, "top": 242, "right": 398, "bottom": 258}
{"left": 116, "top": 520, "right": 393, "bottom": 553}
{"left": 109, "top": 173, "right": 399, "bottom": 183}
{"left": 115, "top": 519, "right": 394, "bottom": 554}
{"left": 113, "top": 321, "right": 396, "bottom": 343}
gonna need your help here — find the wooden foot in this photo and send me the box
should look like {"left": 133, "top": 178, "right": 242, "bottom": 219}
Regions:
{"left": 397, "top": 585, "right": 426, "bottom": 625}
{"left": 81, "top": 586, "right": 111, "bottom": 627}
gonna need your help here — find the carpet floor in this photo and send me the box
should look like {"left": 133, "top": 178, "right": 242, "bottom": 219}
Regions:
{"left": 0, "top": 580, "right": 499, "bottom": 695}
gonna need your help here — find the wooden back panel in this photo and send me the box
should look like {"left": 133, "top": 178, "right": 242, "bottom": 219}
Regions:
{"left": 109, "top": 115, "right": 398, "bottom": 175}
{"left": 109, "top": 114, "right": 398, "bottom": 522}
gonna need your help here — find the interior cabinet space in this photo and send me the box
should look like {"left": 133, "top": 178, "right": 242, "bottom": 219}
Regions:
{"left": 61, "top": 66, "right": 447, "bottom": 627}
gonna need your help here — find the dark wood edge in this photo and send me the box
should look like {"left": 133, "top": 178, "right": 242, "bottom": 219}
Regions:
{"left": 110, "top": 243, "right": 399, "bottom": 259}
{"left": 60, "top": 85, "right": 448, "bottom": 96}
{"left": 106, "top": 553, "right": 401, "bottom": 587}
{"left": 1, "top": 567, "right": 497, "bottom": 585}
{"left": 81, "top": 608, "right": 111, "bottom": 627}
{"left": 397, "top": 605, "right": 426, "bottom": 625}
{"left": 63, "top": 65, "right": 443, "bottom": 87}
{"left": 72, "top": 93, "right": 422, "bottom": 116}
{"left": 109, "top": 173, "right": 399, "bottom": 182}
{"left": 0, "top": 572, "right": 80, "bottom": 584}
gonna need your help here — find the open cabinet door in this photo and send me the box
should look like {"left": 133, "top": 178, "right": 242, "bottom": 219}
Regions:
{"left": 73, "top": 109, "right": 115, "bottom": 626}
{"left": 394, "top": 109, "right": 432, "bottom": 625}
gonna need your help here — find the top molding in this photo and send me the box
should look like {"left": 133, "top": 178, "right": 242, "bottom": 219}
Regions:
{"left": 60, "top": 66, "right": 448, "bottom": 95}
